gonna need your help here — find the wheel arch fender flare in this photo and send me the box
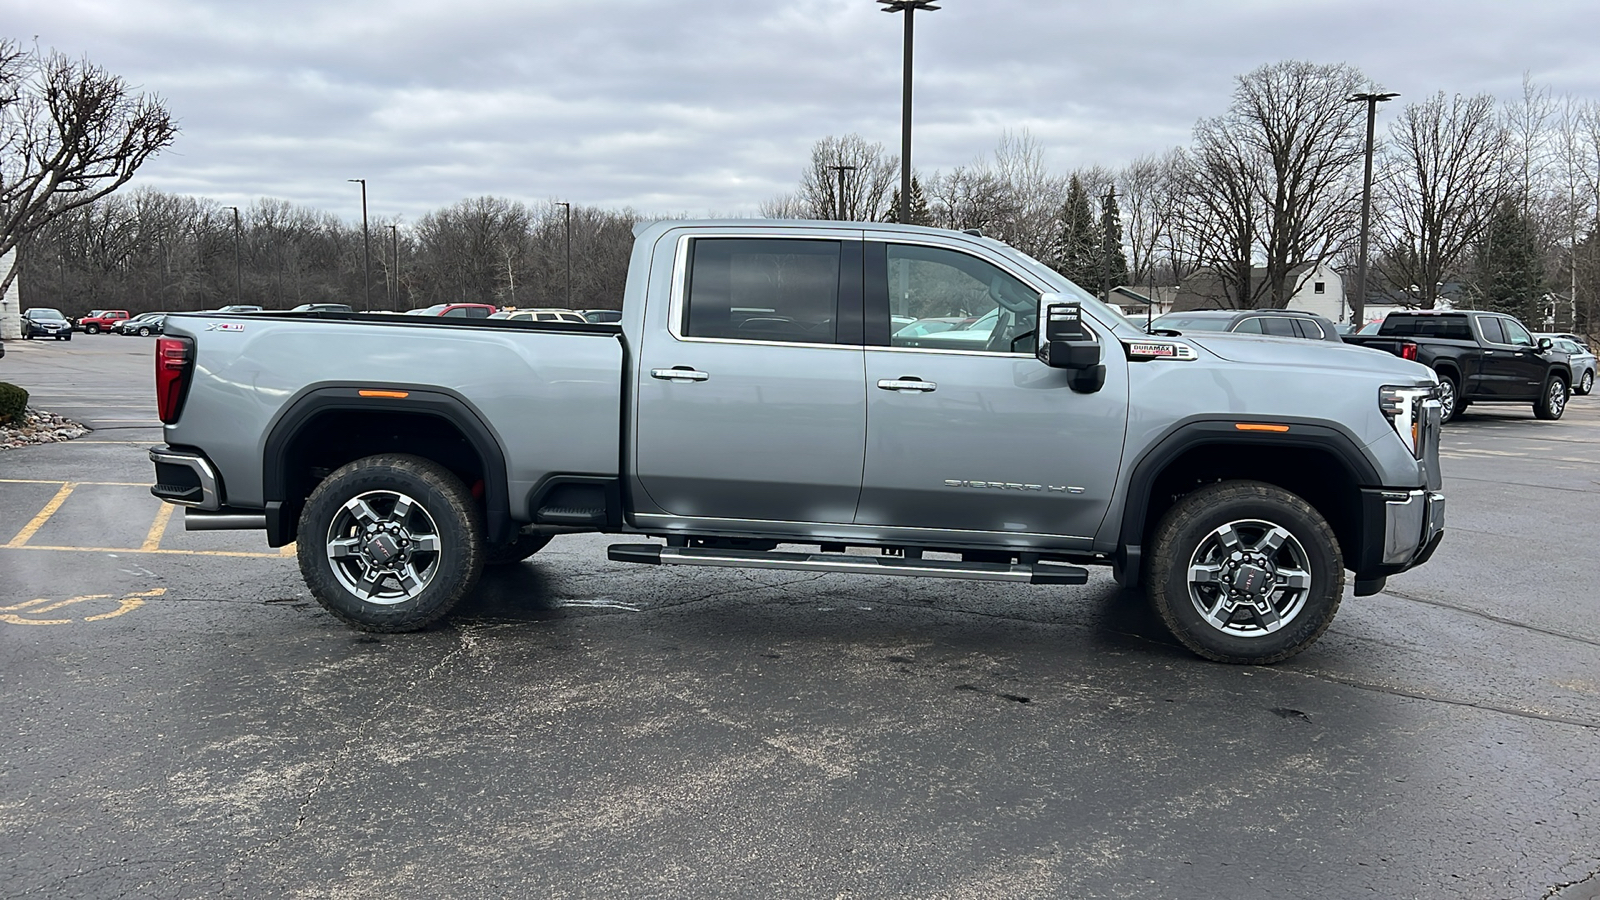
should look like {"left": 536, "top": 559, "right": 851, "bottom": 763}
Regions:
{"left": 261, "top": 384, "right": 514, "bottom": 547}
{"left": 1114, "top": 417, "right": 1383, "bottom": 587}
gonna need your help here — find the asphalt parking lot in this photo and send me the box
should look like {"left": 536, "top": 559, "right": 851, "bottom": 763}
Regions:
{"left": 3, "top": 335, "right": 1599, "bottom": 899}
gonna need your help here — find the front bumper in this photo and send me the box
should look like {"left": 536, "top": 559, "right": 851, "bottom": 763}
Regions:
{"left": 1355, "top": 487, "right": 1445, "bottom": 584}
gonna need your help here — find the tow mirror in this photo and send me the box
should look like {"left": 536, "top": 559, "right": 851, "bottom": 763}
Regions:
{"left": 1036, "top": 298, "right": 1106, "bottom": 393}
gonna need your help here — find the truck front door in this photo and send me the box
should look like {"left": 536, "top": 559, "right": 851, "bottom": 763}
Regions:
{"left": 855, "top": 240, "right": 1128, "bottom": 547}
{"left": 633, "top": 235, "right": 867, "bottom": 524}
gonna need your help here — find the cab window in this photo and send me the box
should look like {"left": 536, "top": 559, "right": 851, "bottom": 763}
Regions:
{"left": 684, "top": 239, "right": 841, "bottom": 344}
{"left": 880, "top": 243, "right": 1039, "bottom": 353}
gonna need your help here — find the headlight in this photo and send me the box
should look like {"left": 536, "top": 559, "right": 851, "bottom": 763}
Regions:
{"left": 1379, "top": 384, "right": 1440, "bottom": 458}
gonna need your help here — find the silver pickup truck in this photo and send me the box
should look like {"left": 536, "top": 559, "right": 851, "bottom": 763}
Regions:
{"left": 149, "top": 220, "right": 1445, "bottom": 664}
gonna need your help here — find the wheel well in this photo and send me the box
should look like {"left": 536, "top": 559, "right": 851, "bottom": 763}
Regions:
{"left": 1432, "top": 361, "right": 1460, "bottom": 384}
{"left": 1141, "top": 444, "right": 1364, "bottom": 567}
{"left": 276, "top": 409, "right": 488, "bottom": 542}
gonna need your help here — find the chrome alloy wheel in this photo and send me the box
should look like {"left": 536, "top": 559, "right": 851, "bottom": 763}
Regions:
{"left": 1185, "top": 519, "right": 1313, "bottom": 637}
{"left": 1548, "top": 378, "right": 1568, "bottom": 417}
{"left": 325, "top": 490, "right": 442, "bottom": 605}
{"left": 1436, "top": 378, "right": 1456, "bottom": 422}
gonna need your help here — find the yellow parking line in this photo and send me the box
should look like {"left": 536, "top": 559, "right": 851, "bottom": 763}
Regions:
{"left": 0, "top": 478, "right": 149, "bottom": 487}
{"left": 1, "top": 544, "right": 291, "bottom": 559}
{"left": 140, "top": 504, "right": 175, "bottom": 552}
{"left": 5, "top": 482, "right": 76, "bottom": 548}
{"left": 0, "top": 597, "right": 58, "bottom": 612}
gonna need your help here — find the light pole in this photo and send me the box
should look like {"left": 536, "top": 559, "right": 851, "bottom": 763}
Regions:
{"left": 828, "top": 165, "right": 857, "bottom": 220}
{"left": 348, "top": 178, "right": 370, "bottom": 310}
{"left": 556, "top": 202, "right": 572, "bottom": 308}
{"left": 224, "top": 206, "right": 242, "bottom": 302}
{"left": 878, "top": 0, "right": 940, "bottom": 225}
{"left": 386, "top": 223, "right": 399, "bottom": 310}
{"left": 1346, "top": 91, "right": 1397, "bottom": 327}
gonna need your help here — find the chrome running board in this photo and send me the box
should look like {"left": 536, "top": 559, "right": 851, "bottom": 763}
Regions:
{"left": 606, "top": 544, "right": 1088, "bottom": 585}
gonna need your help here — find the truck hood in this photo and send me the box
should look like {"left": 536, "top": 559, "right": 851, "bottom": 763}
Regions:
{"left": 1180, "top": 333, "right": 1436, "bottom": 382}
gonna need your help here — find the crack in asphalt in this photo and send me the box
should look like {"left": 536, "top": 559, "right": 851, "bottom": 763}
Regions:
{"left": 1269, "top": 667, "right": 1600, "bottom": 732}
{"left": 1543, "top": 865, "right": 1600, "bottom": 900}
{"left": 1381, "top": 587, "right": 1600, "bottom": 649}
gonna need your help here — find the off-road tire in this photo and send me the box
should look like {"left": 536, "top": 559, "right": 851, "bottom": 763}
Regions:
{"left": 1147, "top": 480, "right": 1344, "bottom": 665}
{"left": 1533, "top": 375, "right": 1569, "bottom": 420}
{"left": 297, "top": 454, "right": 483, "bottom": 632}
{"left": 484, "top": 532, "right": 551, "bottom": 565}
{"left": 1436, "top": 372, "right": 1465, "bottom": 423}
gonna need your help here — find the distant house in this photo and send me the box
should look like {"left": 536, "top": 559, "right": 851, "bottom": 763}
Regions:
{"left": 1171, "top": 263, "right": 1346, "bottom": 322}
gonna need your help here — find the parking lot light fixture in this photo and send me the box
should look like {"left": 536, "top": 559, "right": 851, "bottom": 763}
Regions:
{"left": 348, "top": 179, "right": 371, "bottom": 310}
{"left": 224, "top": 206, "right": 242, "bottom": 302}
{"left": 556, "top": 202, "right": 572, "bottom": 308}
{"left": 387, "top": 223, "right": 399, "bottom": 311}
{"left": 878, "top": 0, "right": 940, "bottom": 225}
{"left": 1345, "top": 91, "right": 1398, "bottom": 327}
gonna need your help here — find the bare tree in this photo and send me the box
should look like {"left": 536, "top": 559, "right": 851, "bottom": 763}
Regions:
{"left": 1117, "top": 149, "right": 1186, "bottom": 287}
{"left": 1374, "top": 92, "right": 1509, "bottom": 309}
{"left": 798, "top": 134, "right": 899, "bottom": 221}
{"left": 758, "top": 192, "right": 807, "bottom": 219}
{"left": 0, "top": 40, "right": 178, "bottom": 335}
{"left": 1175, "top": 61, "right": 1369, "bottom": 309}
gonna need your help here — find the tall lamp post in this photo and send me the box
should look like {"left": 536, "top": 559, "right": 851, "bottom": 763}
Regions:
{"left": 828, "top": 164, "right": 857, "bottom": 220}
{"left": 878, "top": 0, "right": 940, "bottom": 225}
{"left": 348, "top": 178, "right": 371, "bottom": 310}
{"left": 223, "top": 206, "right": 242, "bottom": 302}
{"left": 556, "top": 201, "right": 572, "bottom": 308}
{"left": 386, "top": 223, "right": 399, "bottom": 310}
{"left": 1346, "top": 91, "right": 1397, "bottom": 327}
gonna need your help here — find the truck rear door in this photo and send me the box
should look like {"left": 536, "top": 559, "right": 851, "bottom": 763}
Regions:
{"left": 633, "top": 234, "right": 867, "bottom": 523}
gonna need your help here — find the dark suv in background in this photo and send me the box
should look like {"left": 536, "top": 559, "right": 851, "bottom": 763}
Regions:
{"left": 1149, "top": 309, "right": 1343, "bottom": 342}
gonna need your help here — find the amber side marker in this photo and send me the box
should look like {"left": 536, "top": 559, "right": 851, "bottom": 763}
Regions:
{"left": 1235, "top": 423, "right": 1290, "bottom": 433}
{"left": 358, "top": 390, "right": 410, "bottom": 399}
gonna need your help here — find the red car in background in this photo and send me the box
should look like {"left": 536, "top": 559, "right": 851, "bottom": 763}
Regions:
{"left": 406, "top": 303, "right": 498, "bottom": 318}
{"left": 76, "top": 309, "right": 131, "bottom": 334}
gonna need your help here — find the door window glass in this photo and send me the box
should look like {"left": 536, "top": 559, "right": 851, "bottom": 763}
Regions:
{"left": 1500, "top": 319, "right": 1533, "bottom": 346}
{"left": 883, "top": 244, "right": 1039, "bottom": 353}
{"left": 1294, "top": 318, "right": 1326, "bottom": 339}
{"left": 684, "top": 239, "right": 840, "bottom": 344}
{"left": 1261, "top": 317, "right": 1298, "bottom": 337}
{"left": 1477, "top": 317, "right": 1506, "bottom": 344}
{"left": 442, "top": 307, "right": 468, "bottom": 318}
{"left": 1232, "top": 317, "right": 1265, "bottom": 334}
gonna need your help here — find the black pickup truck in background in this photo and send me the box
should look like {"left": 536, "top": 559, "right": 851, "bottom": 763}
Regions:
{"left": 1344, "top": 310, "right": 1572, "bottom": 423}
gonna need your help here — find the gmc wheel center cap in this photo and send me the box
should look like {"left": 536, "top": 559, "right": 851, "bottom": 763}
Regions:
{"left": 364, "top": 533, "right": 401, "bottom": 565}
{"left": 1230, "top": 562, "right": 1273, "bottom": 597}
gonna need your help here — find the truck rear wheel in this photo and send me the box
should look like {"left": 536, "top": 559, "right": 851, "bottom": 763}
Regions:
{"left": 297, "top": 454, "right": 484, "bottom": 632}
{"left": 1146, "top": 480, "right": 1343, "bottom": 665}
{"left": 1436, "top": 372, "right": 1464, "bottom": 423}
{"left": 1533, "top": 375, "right": 1568, "bottom": 420}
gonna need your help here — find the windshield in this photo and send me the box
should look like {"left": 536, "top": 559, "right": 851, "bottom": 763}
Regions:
{"left": 983, "top": 240, "right": 1140, "bottom": 331}
{"left": 29, "top": 308, "right": 68, "bottom": 320}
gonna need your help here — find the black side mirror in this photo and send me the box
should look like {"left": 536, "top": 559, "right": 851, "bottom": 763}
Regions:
{"left": 1537, "top": 337, "right": 1553, "bottom": 352}
{"left": 1036, "top": 301, "right": 1105, "bottom": 393}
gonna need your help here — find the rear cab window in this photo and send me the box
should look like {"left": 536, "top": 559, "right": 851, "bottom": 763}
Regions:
{"left": 683, "top": 238, "right": 844, "bottom": 345}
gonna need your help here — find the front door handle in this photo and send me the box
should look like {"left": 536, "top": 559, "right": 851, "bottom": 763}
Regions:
{"left": 877, "top": 377, "right": 937, "bottom": 393}
{"left": 651, "top": 367, "right": 709, "bottom": 382}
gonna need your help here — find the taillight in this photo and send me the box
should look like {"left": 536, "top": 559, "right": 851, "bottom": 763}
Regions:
{"left": 1399, "top": 341, "right": 1419, "bottom": 361}
{"left": 155, "top": 337, "right": 193, "bottom": 424}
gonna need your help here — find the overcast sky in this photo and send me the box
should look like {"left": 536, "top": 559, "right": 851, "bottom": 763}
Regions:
{"left": 5, "top": 0, "right": 1598, "bottom": 224}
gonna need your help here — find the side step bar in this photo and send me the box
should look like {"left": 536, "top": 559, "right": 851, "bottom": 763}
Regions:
{"left": 607, "top": 544, "right": 1088, "bottom": 586}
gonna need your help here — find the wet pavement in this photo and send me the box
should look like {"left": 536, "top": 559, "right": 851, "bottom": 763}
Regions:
{"left": 2, "top": 336, "right": 1598, "bottom": 899}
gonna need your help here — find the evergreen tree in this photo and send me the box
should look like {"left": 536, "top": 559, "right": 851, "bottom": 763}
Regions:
{"left": 1099, "top": 186, "right": 1131, "bottom": 293}
{"left": 1474, "top": 197, "right": 1544, "bottom": 323}
{"left": 883, "top": 176, "right": 931, "bottom": 226}
{"left": 1053, "top": 175, "right": 1101, "bottom": 289}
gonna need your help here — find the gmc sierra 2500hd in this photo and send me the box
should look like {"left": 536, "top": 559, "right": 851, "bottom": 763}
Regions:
{"left": 149, "top": 220, "right": 1445, "bottom": 664}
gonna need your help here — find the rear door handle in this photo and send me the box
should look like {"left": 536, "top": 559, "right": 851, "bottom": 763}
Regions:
{"left": 877, "top": 378, "right": 937, "bottom": 393}
{"left": 651, "top": 367, "right": 709, "bottom": 382}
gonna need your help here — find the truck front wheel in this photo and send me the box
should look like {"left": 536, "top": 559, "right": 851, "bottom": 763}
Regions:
{"left": 1436, "top": 372, "right": 1464, "bottom": 423}
{"left": 1533, "top": 375, "right": 1568, "bottom": 420}
{"left": 297, "top": 454, "right": 484, "bottom": 632}
{"left": 1146, "top": 480, "right": 1344, "bottom": 664}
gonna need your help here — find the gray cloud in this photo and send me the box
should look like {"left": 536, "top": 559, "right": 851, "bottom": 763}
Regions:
{"left": 5, "top": 0, "right": 1597, "bottom": 222}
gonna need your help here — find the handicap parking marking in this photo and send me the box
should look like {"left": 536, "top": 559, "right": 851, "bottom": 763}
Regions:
{"left": 0, "top": 588, "right": 163, "bottom": 625}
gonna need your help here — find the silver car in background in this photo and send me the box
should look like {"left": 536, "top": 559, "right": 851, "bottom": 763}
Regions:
{"left": 1536, "top": 335, "right": 1595, "bottom": 395}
